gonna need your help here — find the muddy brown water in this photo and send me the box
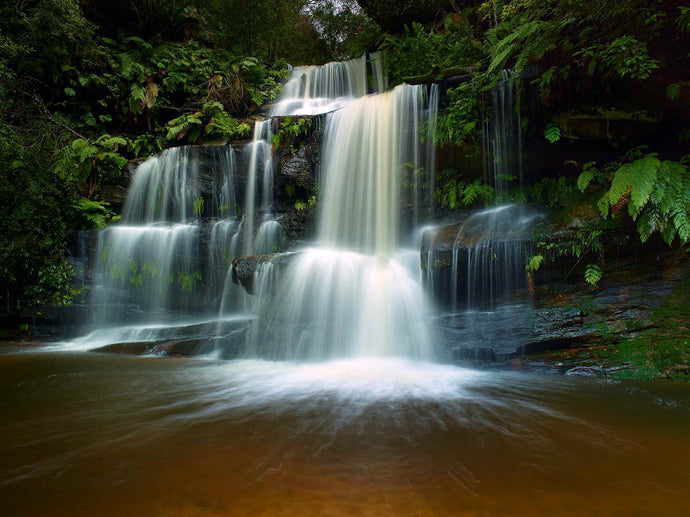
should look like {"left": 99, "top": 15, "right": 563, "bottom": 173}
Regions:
{"left": 1, "top": 349, "right": 689, "bottom": 516}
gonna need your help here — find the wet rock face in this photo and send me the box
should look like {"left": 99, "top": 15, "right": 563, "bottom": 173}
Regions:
{"left": 232, "top": 252, "right": 302, "bottom": 295}
{"left": 422, "top": 206, "right": 541, "bottom": 308}
{"left": 278, "top": 148, "right": 315, "bottom": 189}
{"left": 439, "top": 248, "right": 688, "bottom": 362}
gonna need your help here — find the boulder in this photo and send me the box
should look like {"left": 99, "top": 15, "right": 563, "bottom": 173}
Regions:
{"left": 232, "top": 252, "right": 302, "bottom": 294}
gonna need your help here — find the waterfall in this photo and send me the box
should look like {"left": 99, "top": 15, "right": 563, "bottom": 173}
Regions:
{"left": 241, "top": 119, "right": 284, "bottom": 256}
{"left": 449, "top": 205, "right": 540, "bottom": 310}
{"left": 424, "top": 71, "right": 537, "bottom": 313}
{"left": 91, "top": 146, "right": 242, "bottom": 326}
{"left": 271, "top": 53, "right": 386, "bottom": 116}
{"left": 247, "top": 83, "right": 437, "bottom": 361}
{"left": 454, "top": 71, "right": 528, "bottom": 309}
{"left": 482, "top": 70, "right": 522, "bottom": 195}
{"left": 79, "top": 54, "right": 438, "bottom": 360}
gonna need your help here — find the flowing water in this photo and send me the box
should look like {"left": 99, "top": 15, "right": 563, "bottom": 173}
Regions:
{"left": 247, "top": 83, "right": 438, "bottom": 361}
{"left": 8, "top": 60, "right": 690, "bottom": 514}
{"left": 1, "top": 350, "right": 689, "bottom": 516}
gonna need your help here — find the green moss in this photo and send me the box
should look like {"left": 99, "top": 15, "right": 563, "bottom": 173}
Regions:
{"left": 590, "top": 267, "right": 690, "bottom": 380}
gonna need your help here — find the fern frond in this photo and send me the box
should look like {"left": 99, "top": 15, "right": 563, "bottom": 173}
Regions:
{"left": 577, "top": 169, "right": 594, "bottom": 192}
{"left": 488, "top": 45, "right": 517, "bottom": 73}
{"left": 628, "top": 154, "right": 660, "bottom": 218}
{"left": 661, "top": 218, "right": 677, "bottom": 245}
{"left": 585, "top": 263, "right": 602, "bottom": 289}
{"left": 606, "top": 163, "right": 633, "bottom": 206}
{"left": 598, "top": 192, "right": 610, "bottom": 218}
{"left": 637, "top": 210, "right": 656, "bottom": 243}
{"left": 671, "top": 191, "right": 690, "bottom": 244}
{"left": 488, "top": 21, "right": 543, "bottom": 72}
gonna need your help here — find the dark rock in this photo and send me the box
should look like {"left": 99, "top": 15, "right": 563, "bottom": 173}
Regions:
{"left": 279, "top": 148, "right": 315, "bottom": 189}
{"left": 565, "top": 366, "right": 605, "bottom": 377}
{"left": 232, "top": 252, "right": 302, "bottom": 294}
{"left": 92, "top": 337, "right": 214, "bottom": 357}
{"left": 556, "top": 108, "right": 663, "bottom": 143}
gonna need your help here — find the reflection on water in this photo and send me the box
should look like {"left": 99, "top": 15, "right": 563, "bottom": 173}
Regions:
{"left": 1, "top": 351, "right": 689, "bottom": 516}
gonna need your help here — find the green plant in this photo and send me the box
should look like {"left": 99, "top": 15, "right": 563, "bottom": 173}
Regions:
{"left": 166, "top": 102, "right": 250, "bottom": 143}
{"left": 525, "top": 176, "right": 576, "bottom": 209}
{"left": 434, "top": 177, "right": 495, "bottom": 210}
{"left": 193, "top": 196, "right": 205, "bottom": 217}
{"left": 177, "top": 271, "right": 202, "bottom": 293}
{"left": 584, "top": 263, "right": 603, "bottom": 289}
{"left": 381, "top": 17, "right": 483, "bottom": 86}
{"left": 593, "top": 153, "right": 690, "bottom": 245}
{"left": 574, "top": 36, "right": 659, "bottom": 80}
{"left": 70, "top": 197, "right": 116, "bottom": 230}
{"left": 272, "top": 117, "right": 312, "bottom": 149}
{"left": 525, "top": 254, "right": 544, "bottom": 273}
{"left": 55, "top": 134, "right": 129, "bottom": 185}
{"left": 543, "top": 122, "right": 560, "bottom": 143}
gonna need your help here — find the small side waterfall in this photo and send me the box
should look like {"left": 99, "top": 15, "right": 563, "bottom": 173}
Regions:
{"left": 482, "top": 70, "right": 523, "bottom": 195}
{"left": 449, "top": 205, "right": 540, "bottom": 310}
{"left": 437, "top": 70, "right": 530, "bottom": 311}
{"left": 92, "top": 146, "right": 242, "bottom": 326}
{"left": 241, "top": 119, "right": 285, "bottom": 256}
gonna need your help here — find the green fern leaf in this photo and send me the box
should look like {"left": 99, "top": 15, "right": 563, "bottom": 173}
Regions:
{"left": 671, "top": 203, "right": 690, "bottom": 244}
{"left": 577, "top": 169, "right": 594, "bottom": 192}
{"left": 598, "top": 192, "right": 610, "bottom": 218}
{"left": 585, "top": 264, "right": 602, "bottom": 289}
{"left": 544, "top": 122, "right": 561, "bottom": 143}
{"left": 488, "top": 45, "right": 516, "bottom": 73}
{"left": 525, "top": 254, "right": 544, "bottom": 272}
{"left": 605, "top": 163, "right": 633, "bottom": 208}
{"left": 661, "top": 218, "right": 677, "bottom": 245}
{"left": 628, "top": 155, "right": 660, "bottom": 217}
{"left": 637, "top": 211, "right": 655, "bottom": 243}
{"left": 666, "top": 83, "right": 681, "bottom": 101}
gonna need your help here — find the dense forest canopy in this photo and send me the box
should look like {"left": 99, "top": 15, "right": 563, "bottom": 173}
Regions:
{"left": 1, "top": 0, "right": 688, "bottom": 319}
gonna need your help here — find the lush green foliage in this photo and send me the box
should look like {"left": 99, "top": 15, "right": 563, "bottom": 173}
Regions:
{"left": 434, "top": 172, "right": 495, "bottom": 210}
{"left": 578, "top": 151, "right": 690, "bottom": 246}
{"left": 0, "top": 0, "right": 369, "bottom": 315}
{"left": 435, "top": 73, "right": 496, "bottom": 146}
{"left": 481, "top": 0, "right": 688, "bottom": 103}
{"left": 381, "top": 17, "right": 483, "bottom": 86}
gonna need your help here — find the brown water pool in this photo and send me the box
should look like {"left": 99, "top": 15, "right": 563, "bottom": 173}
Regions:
{"left": 1, "top": 350, "right": 689, "bottom": 516}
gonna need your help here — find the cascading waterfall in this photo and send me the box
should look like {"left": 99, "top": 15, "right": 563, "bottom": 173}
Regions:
{"left": 240, "top": 119, "right": 285, "bottom": 256}
{"left": 91, "top": 146, "right": 243, "bottom": 328}
{"left": 247, "top": 83, "right": 438, "bottom": 361}
{"left": 428, "top": 70, "right": 533, "bottom": 312}
{"left": 217, "top": 54, "right": 390, "bottom": 316}
{"left": 271, "top": 53, "right": 386, "bottom": 116}
{"left": 72, "top": 54, "right": 393, "bottom": 352}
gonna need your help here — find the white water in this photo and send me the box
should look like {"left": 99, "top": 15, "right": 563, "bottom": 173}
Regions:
{"left": 272, "top": 53, "right": 386, "bottom": 116}
{"left": 76, "top": 56, "right": 441, "bottom": 365}
{"left": 248, "top": 83, "right": 438, "bottom": 361}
